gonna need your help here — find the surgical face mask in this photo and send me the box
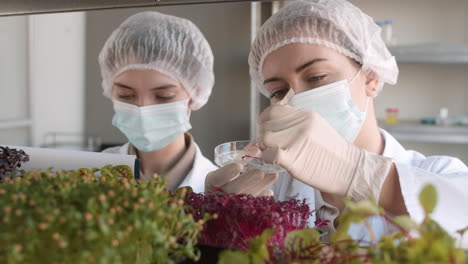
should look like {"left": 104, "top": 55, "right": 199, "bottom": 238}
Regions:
{"left": 289, "top": 70, "right": 367, "bottom": 142}
{"left": 112, "top": 99, "right": 192, "bottom": 152}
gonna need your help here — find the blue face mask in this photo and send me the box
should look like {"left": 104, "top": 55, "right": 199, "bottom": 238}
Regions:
{"left": 112, "top": 99, "right": 191, "bottom": 152}
{"left": 289, "top": 70, "right": 367, "bottom": 142}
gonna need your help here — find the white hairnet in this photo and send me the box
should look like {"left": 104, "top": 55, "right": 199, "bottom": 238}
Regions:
{"left": 249, "top": 0, "right": 398, "bottom": 97}
{"left": 99, "top": 11, "right": 214, "bottom": 110}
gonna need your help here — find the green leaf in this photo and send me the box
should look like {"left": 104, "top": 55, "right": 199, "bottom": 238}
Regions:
{"left": 111, "top": 165, "right": 134, "bottom": 179}
{"left": 344, "top": 199, "right": 383, "bottom": 216}
{"left": 419, "top": 184, "right": 437, "bottom": 215}
{"left": 98, "top": 217, "right": 110, "bottom": 235}
{"left": 218, "top": 250, "right": 250, "bottom": 264}
{"left": 176, "top": 186, "right": 193, "bottom": 196}
{"left": 283, "top": 228, "right": 321, "bottom": 260}
{"left": 392, "top": 215, "right": 418, "bottom": 232}
{"left": 247, "top": 229, "right": 273, "bottom": 262}
{"left": 284, "top": 228, "right": 320, "bottom": 251}
{"left": 78, "top": 168, "right": 93, "bottom": 176}
{"left": 100, "top": 167, "right": 113, "bottom": 178}
{"left": 456, "top": 226, "right": 468, "bottom": 236}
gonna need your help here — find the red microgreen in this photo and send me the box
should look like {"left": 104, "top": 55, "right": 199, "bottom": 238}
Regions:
{"left": 314, "top": 218, "right": 331, "bottom": 228}
{"left": 0, "top": 146, "right": 30, "bottom": 180}
{"left": 183, "top": 189, "right": 313, "bottom": 250}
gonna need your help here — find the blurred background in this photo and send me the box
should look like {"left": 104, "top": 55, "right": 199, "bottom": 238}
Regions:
{"left": 1, "top": 0, "right": 468, "bottom": 163}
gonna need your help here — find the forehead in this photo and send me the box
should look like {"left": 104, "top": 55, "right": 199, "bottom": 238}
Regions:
{"left": 114, "top": 69, "right": 177, "bottom": 84}
{"left": 261, "top": 43, "right": 352, "bottom": 77}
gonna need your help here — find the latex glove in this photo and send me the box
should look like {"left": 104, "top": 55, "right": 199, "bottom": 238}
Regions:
{"left": 205, "top": 162, "right": 278, "bottom": 197}
{"left": 258, "top": 104, "right": 393, "bottom": 202}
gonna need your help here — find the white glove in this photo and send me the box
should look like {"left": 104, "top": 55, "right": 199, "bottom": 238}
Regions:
{"left": 205, "top": 162, "right": 278, "bottom": 197}
{"left": 258, "top": 104, "right": 393, "bottom": 202}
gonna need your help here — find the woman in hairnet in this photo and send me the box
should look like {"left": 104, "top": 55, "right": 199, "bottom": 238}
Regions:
{"left": 206, "top": 0, "right": 468, "bottom": 246}
{"left": 99, "top": 12, "right": 217, "bottom": 192}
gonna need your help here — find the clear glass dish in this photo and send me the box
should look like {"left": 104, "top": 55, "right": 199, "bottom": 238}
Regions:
{"left": 214, "top": 140, "right": 285, "bottom": 173}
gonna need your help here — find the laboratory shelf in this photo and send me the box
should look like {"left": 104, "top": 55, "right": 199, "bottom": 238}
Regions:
{"left": 380, "top": 121, "right": 468, "bottom": 144}
{"left": 0, "top": 119, "right": 32, "bottom": 130}
{"left": 388, "top": 44, "right": 468, "bottom": 64}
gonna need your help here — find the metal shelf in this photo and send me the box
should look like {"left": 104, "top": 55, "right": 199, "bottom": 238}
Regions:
{"left": 0, "top": 0, "right": 275, "bottom": 16}
{"left": 388, "top": 44, "right": 468, "bottom": 64}
{"left": 381, "top": 121, "right": 468, "bottom": 144}
{"left": 0, "top": 119, "right": 32, "bottom": 130}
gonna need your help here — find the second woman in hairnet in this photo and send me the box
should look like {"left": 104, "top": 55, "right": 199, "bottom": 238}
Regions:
{"left": 205, "top": 0, "right": 468, "bottom": 247}
{"left": 99, "top": 11, "right": 217, "bottom": 192}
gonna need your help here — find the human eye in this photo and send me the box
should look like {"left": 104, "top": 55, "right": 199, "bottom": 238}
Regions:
{"left": 154, "top": 92, "right": 176, "bottom": 102}
{"left": 269, "top": 88, "right": 289, "bottom": 100}
{"left": 307, "top": 74, "right": 327, "bottom": 83}
{"left": 156, "top": 96, "right": 176, "bottom": 102}
{"left": 117, "top": 94, "right": 135, "bottom": 100}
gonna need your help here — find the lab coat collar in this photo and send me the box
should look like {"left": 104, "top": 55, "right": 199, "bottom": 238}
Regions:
{"left": 380, "top": 128, "right": 409, "bottom": 162}
{"left": 177, "top": 144, "right": 215, "bottom": 193}
{"left": 113, "top": 141, "right": 216, "bottom": 193}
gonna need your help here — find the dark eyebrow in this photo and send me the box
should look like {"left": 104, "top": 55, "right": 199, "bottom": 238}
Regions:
{"left": 114, "top": 82, "right": 134, "bottom": 90}
{"left": 114, "top": 83, "right": 176, "bottom": 91}
{"left": 263, "top": 58, "right": 328, "bottom": 85}
{"left": 295, "top": 58, "right": 328, "bottom": 73}
{"left": 150, "top": 85, "right": 176, "bottom": 91}
{"left": 263, "top": 77, "right": 283, "bottom": 85}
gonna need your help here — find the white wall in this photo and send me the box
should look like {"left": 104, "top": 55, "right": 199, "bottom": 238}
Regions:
{"left": 352, "top": 0, "right": 468, "bottom": 46}
{"left": 28, "top": 12, "right": 86, "bottom": 147}
{"left": 0, "top": 16, "right": 30, "bottom": 146}
{"left": 351, "top": 0, "right": 468, "bottom": 119}
{"left": 352, "top": 0, "right": 468, "bottom": 162}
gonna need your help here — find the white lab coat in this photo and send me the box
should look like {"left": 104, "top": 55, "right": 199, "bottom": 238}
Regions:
{"left": 271, "top": 129, "right": 468, "bottom": 247}
{"left": 102, "top": 142, "right": 218, "bottom": 193}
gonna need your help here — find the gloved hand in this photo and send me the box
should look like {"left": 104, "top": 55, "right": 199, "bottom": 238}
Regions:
{"left": 257, "top": 104, "right": 394, "bottom": 202}
{"left": 205, "top": 162, "right": 278, "bottom": 197}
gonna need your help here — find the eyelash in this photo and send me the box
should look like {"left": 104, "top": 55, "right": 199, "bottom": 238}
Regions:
{"left": 118, "top": 95, "right": 176, "bottom": 101}
{"left": 269, "top": 74, "right": 328, "bottom": 99}
{"left": 307, "top": 74, "right": 327, "bottom": 82}
{"left": 156, "top": 95, "right": 175, "bottom": 101}
{"left": 118, "top": 95, "right": 135, "bottom": 100}
{"left": 270, "top": 89, "right": 288, "bottom": 99}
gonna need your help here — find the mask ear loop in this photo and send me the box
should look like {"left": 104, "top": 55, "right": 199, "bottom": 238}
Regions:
{"left": 363, "top": 97, "right": 370, "bottom": 112}
{"left": 349, "top": 68, "right": 362, "bottom": 85}
{"left": 349, "top": 68, "right": 369, "bottom": 113}
{"left": 186, "top": 100, "right": 192, "bottom": 119}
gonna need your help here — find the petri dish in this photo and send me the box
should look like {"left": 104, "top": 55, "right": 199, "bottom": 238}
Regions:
{"left": 214, "top": 140, "right": 285, "bottom": 173}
